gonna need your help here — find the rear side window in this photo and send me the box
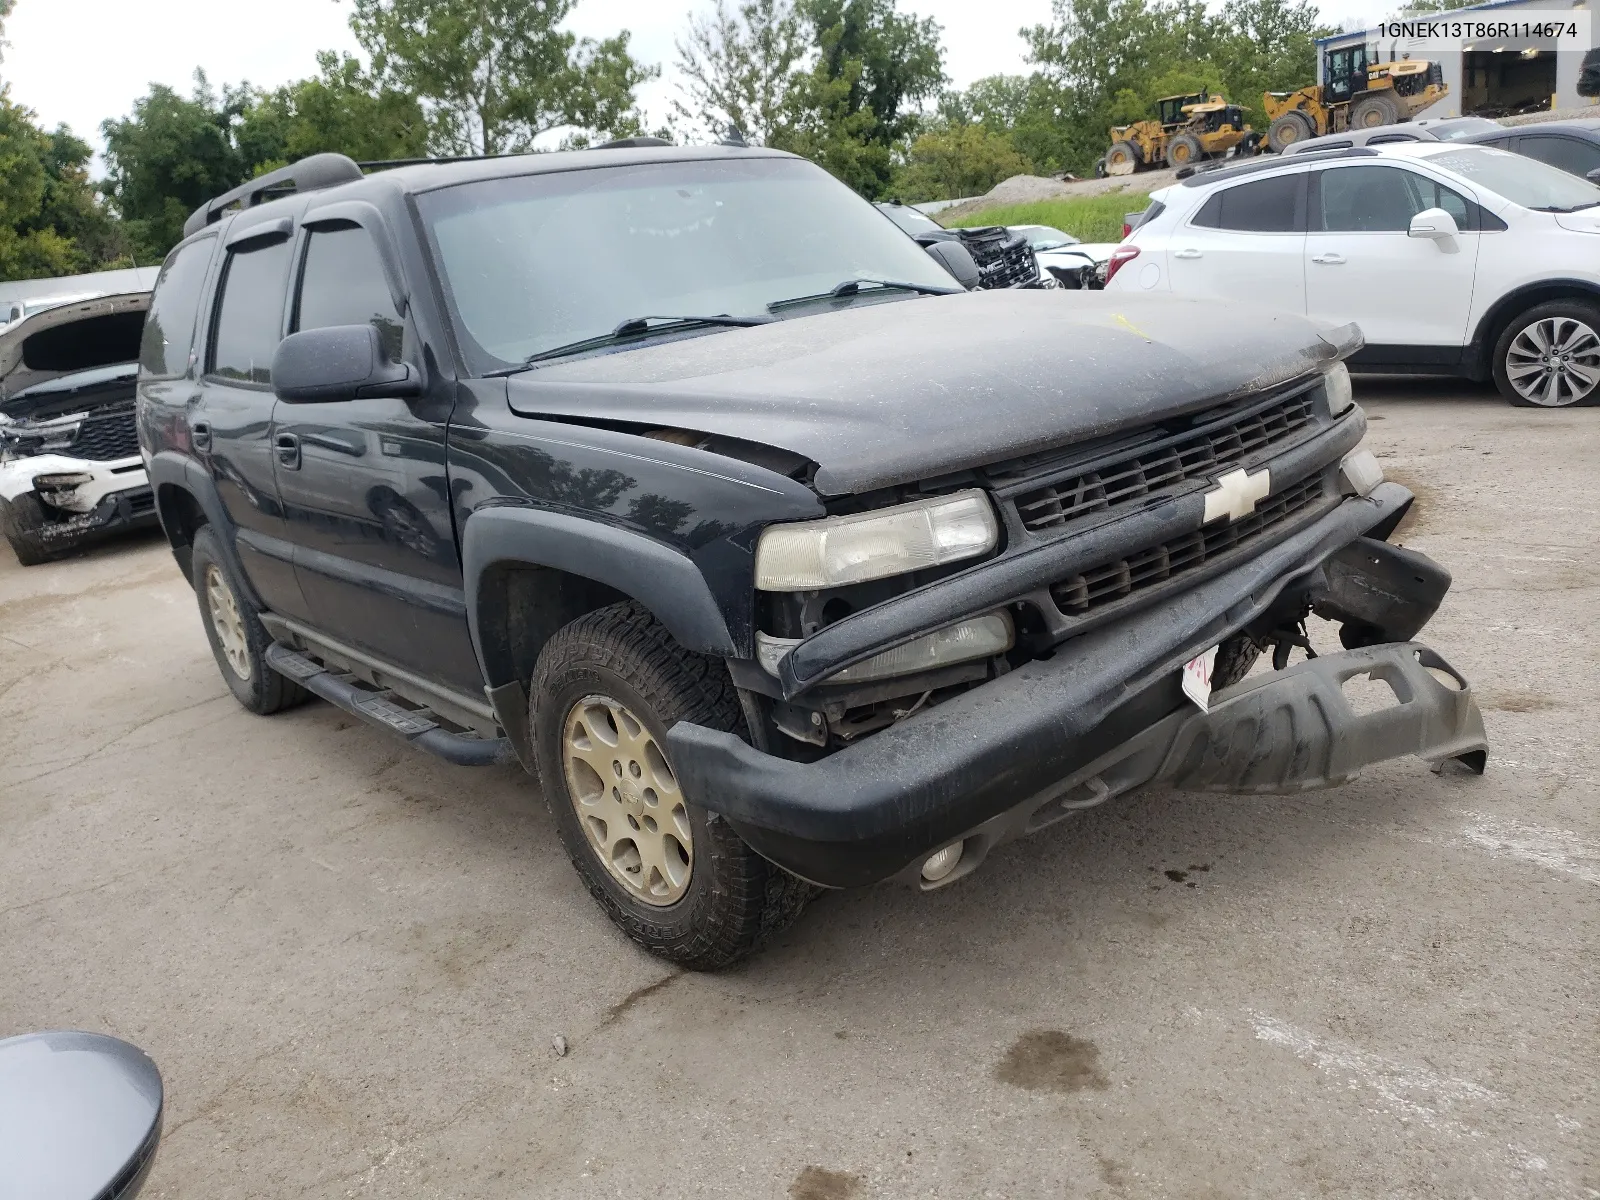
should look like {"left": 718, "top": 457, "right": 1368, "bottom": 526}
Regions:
{"left": 139, "top": 236, "right": 216, "bottom": 377}
{"left": 1519, "top": 135, "right": 1600, "bottom": 178}
{"left": 1315, "top": 166, "right": 1479, "bottom": 232}
{"left": 209, "top": 240, "right": 293, "bottom": 385}
{"left": 293, "top": 225, "right": 404, "bottom": 359}
{"left": 1191, "top": 173, "right": 1303, "bottom": 232}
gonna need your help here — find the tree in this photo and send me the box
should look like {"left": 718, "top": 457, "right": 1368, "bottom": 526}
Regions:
{"left": 1207, "top": 0, "right": 1327, "bottom": 126}
{"left": 893, "top": 122, "right": 1030, "bottom": 201}
{"left": 243, "top": 52, "right": 429, "bottom": 170}
{"left": 670, "top": 0, "right": 807, "bottom": 144}
{"left": 101, "top": 73, "right": 252, "bottom": 262}
{"left": 0, "top": 94, "right": 130, "bottom": 280}
{"left": 349, "top": 0, "right": 658, "bottom": 155}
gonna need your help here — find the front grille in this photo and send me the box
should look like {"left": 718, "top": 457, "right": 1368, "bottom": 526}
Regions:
{"left": 70, "top": 406, "right": 139, "bottom": 461}
{"left": 1049, "top": 474, "right": 1328, "bottom": 617}
{"left": 1015, "top": 391, "right": 1316, "bottom": 533}
{"left": 959, "top": 229, "right": 1039, "bottom": 289}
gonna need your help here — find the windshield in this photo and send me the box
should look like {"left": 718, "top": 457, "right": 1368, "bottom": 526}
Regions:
{"left": 876, "top": 203, "right": 943, "bottom": 234}
{"left": 1431, "top": 118, "right": 1500, "bottom": 141}
{"left": 1016, "top": 225, "right": 1079, "bottom": 250}
{"left": 1419, "top": 145, "right": 1600, "bottom": 211}
{"left": 419, "top": 157, "right": 958, "bottom": 369}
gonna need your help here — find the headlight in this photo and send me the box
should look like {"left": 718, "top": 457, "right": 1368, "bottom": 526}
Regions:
{"left": 757, "top": 611, "right": 1014, "bottom": 683}
{"left": 1324, "top": 361, "right": 1354, "bottom": 416}
{"left": 755, "top": 489, "right": 999, "bottom": 591}
{"left": 1339, "top": 448, "right": 1383, "bottom": 497}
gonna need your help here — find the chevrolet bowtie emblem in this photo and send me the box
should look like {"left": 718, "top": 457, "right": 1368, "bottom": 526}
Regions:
{"left": 1203, "top": 467, "right": 1271, "bottom": 524}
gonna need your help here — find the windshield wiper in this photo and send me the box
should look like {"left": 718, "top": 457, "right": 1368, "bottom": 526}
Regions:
{"left": 767, "top": 277, "right": 961, "bottom": 313}
{"left": 508, "top": 313, "right": 770, "bottom": 369}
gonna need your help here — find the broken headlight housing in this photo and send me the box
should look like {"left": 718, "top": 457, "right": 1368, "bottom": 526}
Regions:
{"left": 1323, "top": 361, "right": 1354, "bottom": 416}
{"left": 757, "top": 611, "right": 1014, "bottom": 683}
{"left": 755, "top": 489, "right": 999, "bottom": 591}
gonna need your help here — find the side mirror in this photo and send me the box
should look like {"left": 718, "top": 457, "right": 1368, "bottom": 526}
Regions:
{"left": 1586, "top": 167, "right": 1600, "bottom": 183}
{"left": 272, "top": 324, "right": 420, "bottom": 403}
{"left": 1408, "top": 207, "right": 1459, "bottom": 239}
{"left": 923, "top": 240, "right": 981, "bottom": 290}
{"left": 0, "top": 1031, "right": 163, "bottom": 1200}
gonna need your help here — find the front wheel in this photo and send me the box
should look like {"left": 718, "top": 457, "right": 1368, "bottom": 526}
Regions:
{"left": 1267, "top": 111, "right": 1314, "bottom": 152}
{"left": 530, "top": 603, "right": 811, "bottom": 970}
{"left": 0, "top": 493, "right": 56, "bottom": 566}
{"left": 1492, "top": 300, "right": 1600, "bottom": 408}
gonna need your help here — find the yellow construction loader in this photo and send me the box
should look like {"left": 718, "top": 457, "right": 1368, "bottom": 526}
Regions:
{"left": 1102, "top": 93, "right": 1252, "bottom": 176}
{"left": 1264, "top": 45, "right": 1448, "bottom": 152}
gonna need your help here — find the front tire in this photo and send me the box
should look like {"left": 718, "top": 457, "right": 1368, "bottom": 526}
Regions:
{"left": 0, "top": 493, "right": 56, "bottom": 566}
{"left": 191, "top": 526, "right": 307, "bottom": 714}
{"left": 1165, "top": 132, "right": 1204, "bottom": 168}
{"left": 1267, "top": 111, "right": 1314, "bottom": 152}
{"left": 1492, "top": 300, "right": 1600, "bottom": 408}
{"left": 531, "top": 602, "right": 811, "bottom": 970}
{"left": 1350, "top": 93, "right": 1401, "bottom": 128}
{"left": 1104, "top": 141, "right": 1140, "bottom": 176}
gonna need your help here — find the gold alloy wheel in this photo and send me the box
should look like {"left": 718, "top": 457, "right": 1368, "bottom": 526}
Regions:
{"left": 562, "top": 695, "right": 693, "bottom": 906}
{"left": 204, "top": 563, "right": 252, "bottom": 681}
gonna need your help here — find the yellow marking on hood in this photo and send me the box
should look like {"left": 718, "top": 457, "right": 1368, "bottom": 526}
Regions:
{"left": 1112, "top": 313, "right": 1152, "bottom": 342}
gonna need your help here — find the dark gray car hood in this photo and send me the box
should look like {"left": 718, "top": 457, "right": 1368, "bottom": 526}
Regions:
{"left": 506, "top": 291, "right": 1356, "bottom": 495}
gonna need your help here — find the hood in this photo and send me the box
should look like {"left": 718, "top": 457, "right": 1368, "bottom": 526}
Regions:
{"left": 0, "top": 292, "right": 149, "bottom": 406}
{"left": 1, "top": 364, "right": 138, "bottom": 423}
{"left": 506, "top": 290, "right": 1352, "bottom": 496}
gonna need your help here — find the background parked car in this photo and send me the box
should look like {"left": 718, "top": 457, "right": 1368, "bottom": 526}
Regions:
{"left": 0, "top": 292, "right": 158, "bottom": 563}
{"left": 1106, "top": 142, "right": 1600, "bottom": 408}
{"left": 1461, "top": 118, "right": 1600, "bottom": 181}
{"left": 1009, "top": 223, "right": 1115, "bottom": 288}
{"left": 876, "top": 200, "right": 1041, "bottom": 288}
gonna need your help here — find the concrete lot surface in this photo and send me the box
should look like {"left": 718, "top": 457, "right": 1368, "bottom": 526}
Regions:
{"left": 2, "top": 381, "right": 1596, "bottom": 1198}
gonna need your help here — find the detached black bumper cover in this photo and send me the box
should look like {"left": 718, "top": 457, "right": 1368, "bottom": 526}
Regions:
{"left": 667, "top": 486, "right": 1488, "bottom": 888}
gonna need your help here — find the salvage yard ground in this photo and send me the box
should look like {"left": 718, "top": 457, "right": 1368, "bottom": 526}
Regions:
{"left": 1, "top": 380, "right": 1596, "bottom": 1198}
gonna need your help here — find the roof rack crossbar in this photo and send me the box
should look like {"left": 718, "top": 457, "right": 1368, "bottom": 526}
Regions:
{"left": 182, "top": 153, "right": 365, "bottom": 239}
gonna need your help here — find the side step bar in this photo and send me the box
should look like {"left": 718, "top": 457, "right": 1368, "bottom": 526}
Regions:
{"left": 265, "top": 643, "right": 515, "bottom": 767}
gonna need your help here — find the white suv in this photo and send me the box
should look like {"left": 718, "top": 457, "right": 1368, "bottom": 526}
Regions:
{"left": 1105, "top": 142, "right": 1600, "bottom": 407}
{"left": 0, "top": 293, "right": 156, "bottom": 564}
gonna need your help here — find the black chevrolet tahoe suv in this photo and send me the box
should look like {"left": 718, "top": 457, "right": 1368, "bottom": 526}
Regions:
{"left": 138, "top": 144, "right": 1488, "bottom": 969}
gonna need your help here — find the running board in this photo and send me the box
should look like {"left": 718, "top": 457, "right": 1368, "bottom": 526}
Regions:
{"left": 265, "top": 643, "right": 515, "bottom": 767}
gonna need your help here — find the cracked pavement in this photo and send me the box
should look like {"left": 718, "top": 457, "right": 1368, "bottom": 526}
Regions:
{"left": 1, "top": 381, "right": 1595, "bottom": 1198}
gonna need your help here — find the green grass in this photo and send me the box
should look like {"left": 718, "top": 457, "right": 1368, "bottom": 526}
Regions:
{"left": 944, "top": 194, "right": 1151, "bottom": 243}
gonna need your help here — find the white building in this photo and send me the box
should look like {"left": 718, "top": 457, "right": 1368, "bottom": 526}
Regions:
{"left": 1320, "top": 0, "right": 1598, "bottom": 119}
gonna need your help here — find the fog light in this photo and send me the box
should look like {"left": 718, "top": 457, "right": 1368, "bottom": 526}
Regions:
{"left": 921, "top": 842, "right": 963, "bottom": 882}
{"left": 1339, "top": 448, "right": 1384, "bottom": 497}
{"left": 32, "top": 472, "right": 93, "bottom": 489}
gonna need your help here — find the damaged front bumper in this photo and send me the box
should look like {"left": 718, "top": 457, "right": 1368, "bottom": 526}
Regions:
{"left": 667, "top": 483, "right": 1489, "bottom": 889}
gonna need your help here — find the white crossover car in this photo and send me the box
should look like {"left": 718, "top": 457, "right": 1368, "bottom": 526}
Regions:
{"left": 0, "top": 292, "right": 156, "bottom": 564}
{"left": 1009, "top": 224, "right": 1117, "bottom": 289}
{"left": 1105, "top": 142, "right": 1600, "bottom": 407}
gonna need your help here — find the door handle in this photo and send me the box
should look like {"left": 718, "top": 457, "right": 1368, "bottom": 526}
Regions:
{"left": 275, "top": 432, "right": 301, "bottom": 470}
{"left": 1311, "top": 252, "right": 1346, "bottom": 265}
{"left": 1173, "top": 248, "right": 1203, "bottom": 259}
{"left": 190, "top": 420, "right": 211, "bottom": 451}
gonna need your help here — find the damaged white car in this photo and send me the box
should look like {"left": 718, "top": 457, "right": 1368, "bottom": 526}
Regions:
{"left": 0, "top": 293, "right": 156, "bottom": 565}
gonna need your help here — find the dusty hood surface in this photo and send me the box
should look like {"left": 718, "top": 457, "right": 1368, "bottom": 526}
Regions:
{"left": 506, "top": 290, "right": 1350, "bottom": 495}
{"left": 0, "top": 292, "right": 148, "bottom": 411}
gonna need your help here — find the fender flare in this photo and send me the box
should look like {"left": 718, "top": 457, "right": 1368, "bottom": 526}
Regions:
{"left": 144, "top": 450, "right": 263, "bottom": 608}
{"left": 1469, "top": 278, "right": 1600, "bottom": 378}
{"left": 461, "top": 505, "right": 738, "bottom": 689}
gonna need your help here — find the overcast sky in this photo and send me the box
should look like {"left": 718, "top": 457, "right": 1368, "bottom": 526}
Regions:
{"left": 3, "top": 0, "right": 1383, "bottom": 153}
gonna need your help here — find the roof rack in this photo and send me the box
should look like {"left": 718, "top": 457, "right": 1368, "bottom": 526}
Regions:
{"left": 357, "top": 154, "right": 522, "bottom": 171}
{"left": 182, "top": 153, "right": 364, "bottom": 239}
{"left": 596, "top": 135, "right": 672, "bottom": 149}
{"left": 1179, "top": 146, "right": 1378, "bottom": 187}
